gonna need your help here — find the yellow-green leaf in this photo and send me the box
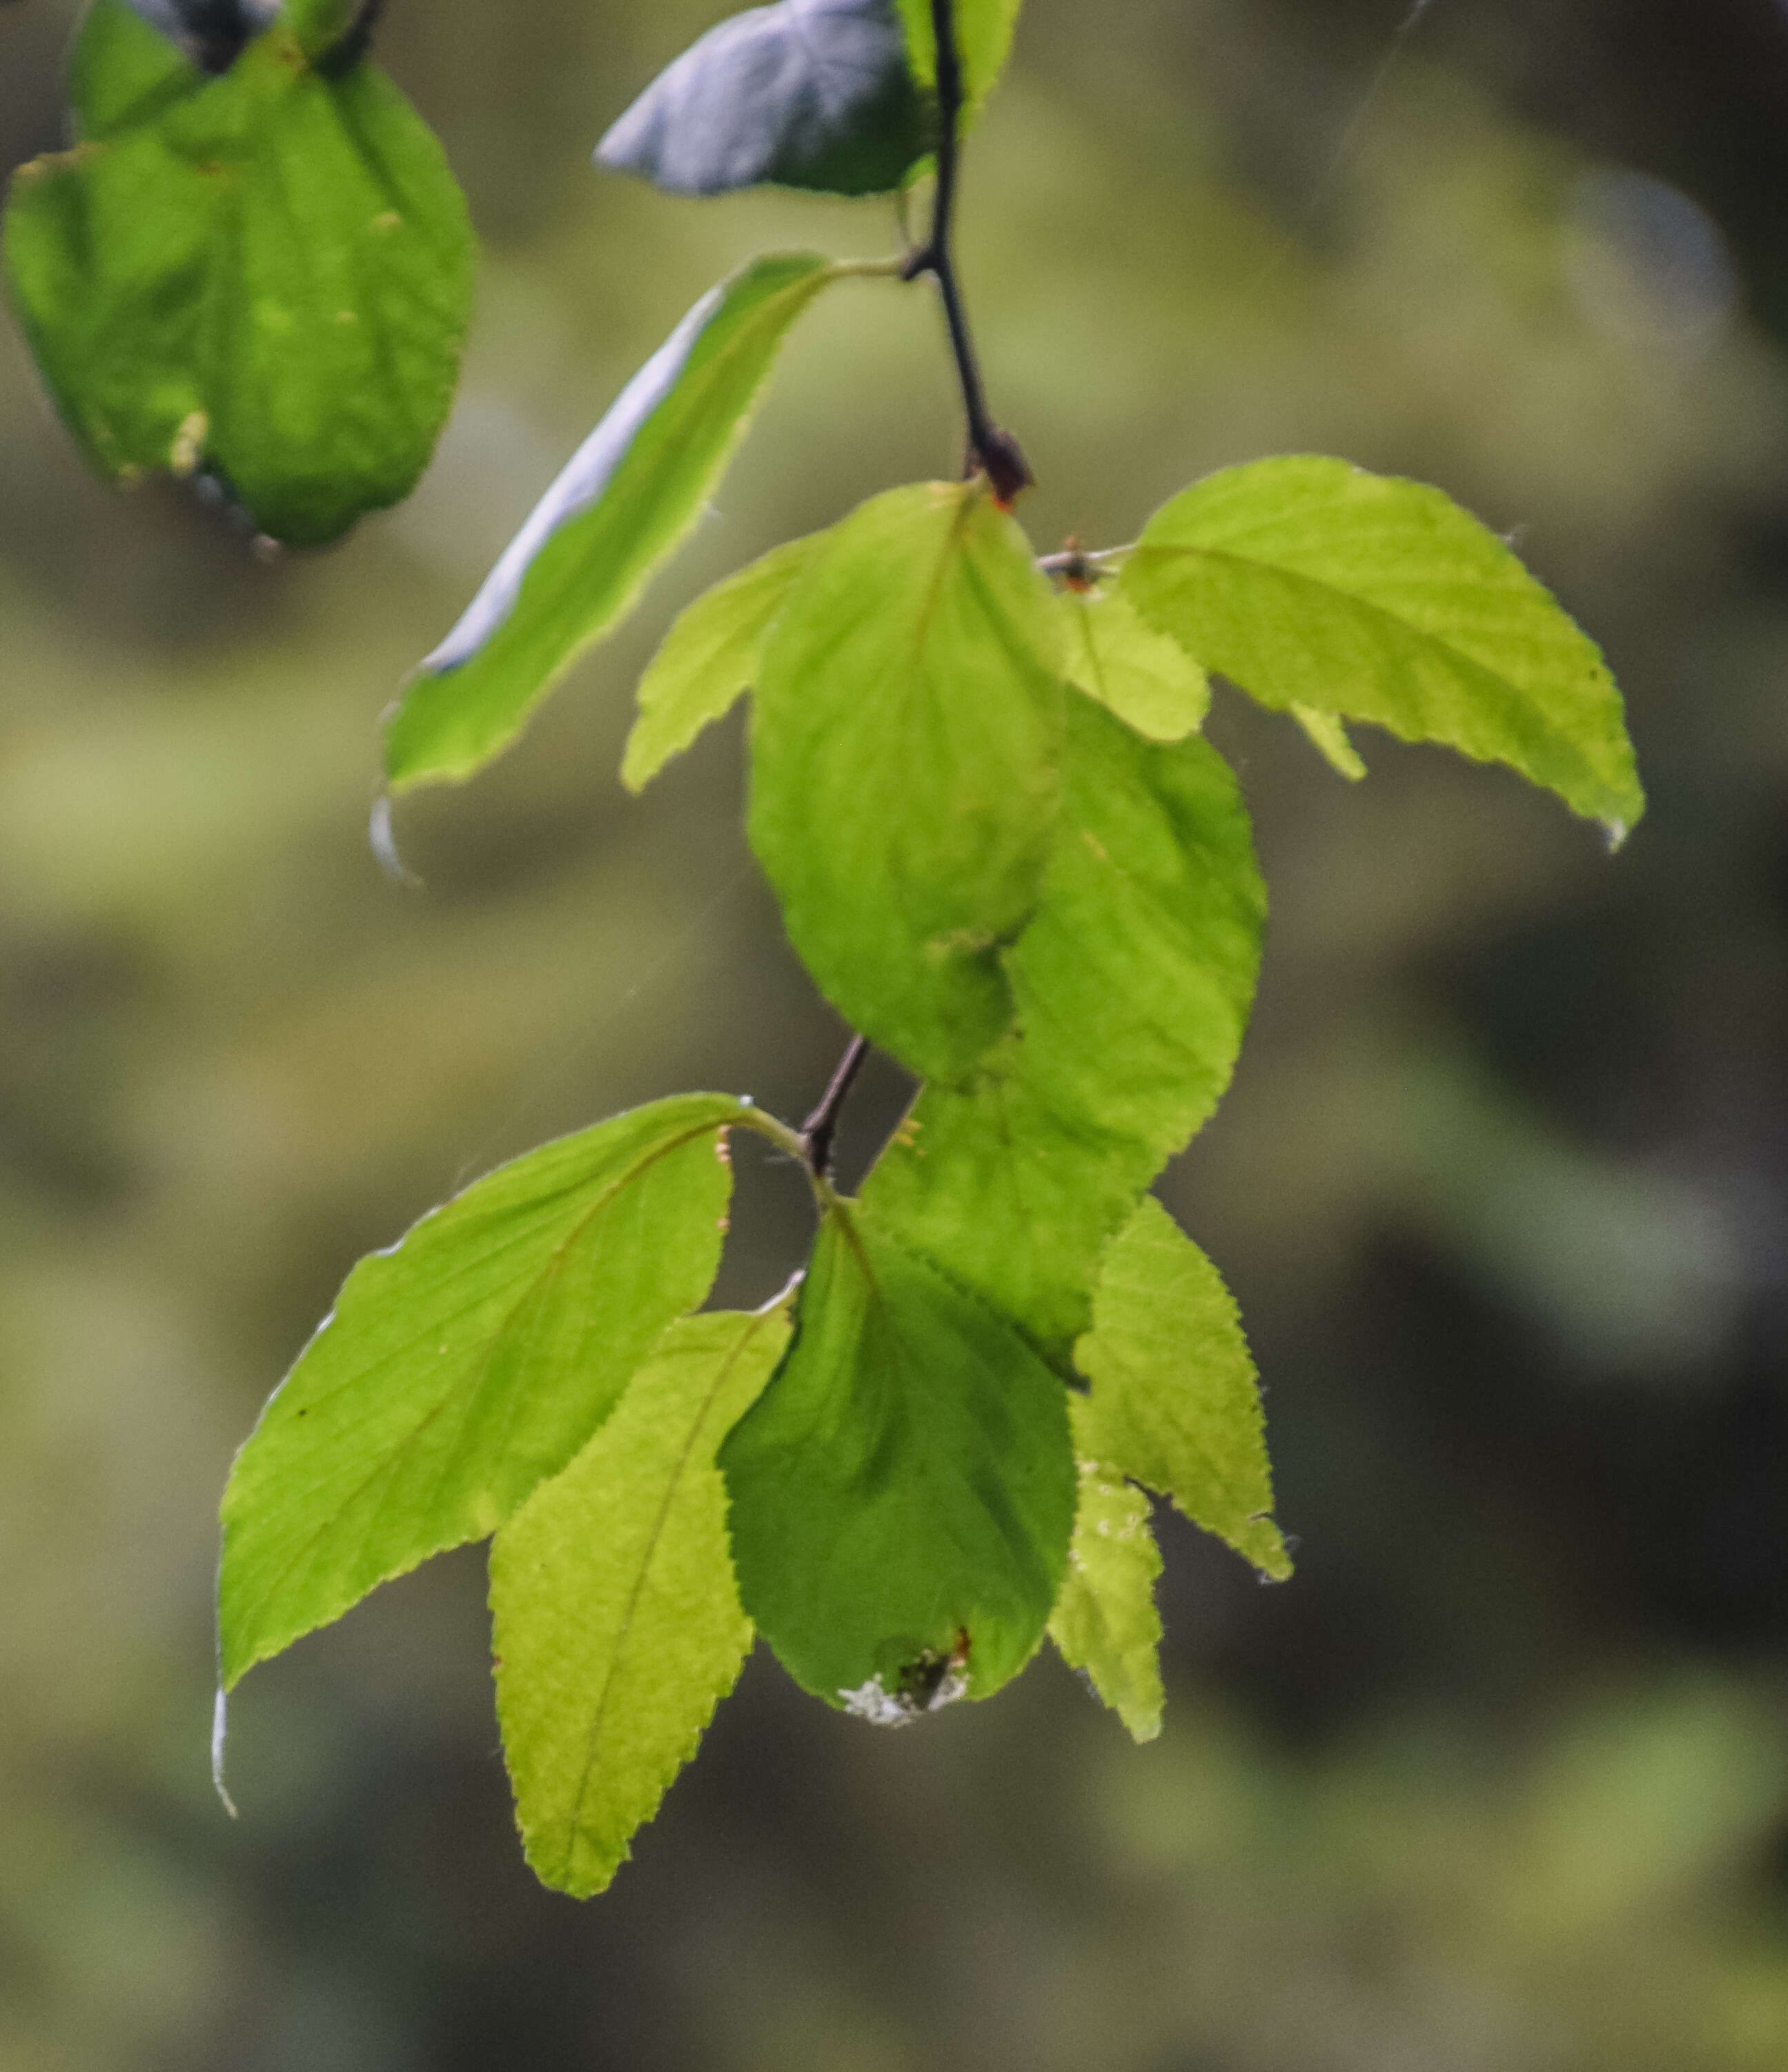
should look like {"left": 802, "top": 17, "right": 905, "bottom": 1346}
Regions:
{"left": 491, "top": 1307, "right": 791, "bottom": 1899}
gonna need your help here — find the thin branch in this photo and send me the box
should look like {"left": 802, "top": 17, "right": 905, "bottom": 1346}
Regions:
{"left": 800, "top": 1035, "right": 871, "bottom": 1184}
{"left": 318, "top": 0, "right": 388, "bottom": 77}
{"left": 903, "top": 0, "right": 1032, "bottom": 504}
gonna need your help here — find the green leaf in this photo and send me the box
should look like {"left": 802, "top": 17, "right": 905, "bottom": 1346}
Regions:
{"left": 1122, "top": 456, "right": 1644, "bottom": 840}
{"left": 1059, "top": 585, "right": 1210, "bottom": 742}
{"left": 218, "top": 1093, "right": 747, "bottom": 1688}
{"left": 75, "top": 3, "right": 207, "bottom": 141}
{"left": 749, "top": 479, "right": 1065, "bottom": 1083}
{"left": 598, "top": 0, "right": 930, "bottom": 199}
{"left": 621, "top": 533, "right": 818, "bottom": 794}
{"left": 491, "top": 1306, "right": 792, "bottom": 1899}
{"left": 387, "top": 253, "right": 841, "bottom": 793}
{"left": 862, "top": 691, "right": 1264, "bottom": 1358}
{"left": 283, "top": 0, "right": 357, "bottom": 61}
{"left": 720, "top": 1200, "right": 1077, "bottom": 1714}
{"left": 1074, "top": 1196, "right": 1292, "bottom": 1581}
{"left": 1049, "top": 1396, "right": 1164, "bottom": 1743}
{"left": 896, "top": 0, "right": 1023, "bottom": 110}
{"left": 1292, "top": 704, "right": 1367, "bottom": 781}
{"left": 4, "top": 12, "right": 473, "bottom": 545}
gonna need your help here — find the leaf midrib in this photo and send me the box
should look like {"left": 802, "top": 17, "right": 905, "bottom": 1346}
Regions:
{"left": 224, "top": 1115, "right": 732, "bottom": 1676}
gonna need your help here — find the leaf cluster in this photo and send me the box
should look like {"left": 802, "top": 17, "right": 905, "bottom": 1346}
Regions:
{"left": 6, "top": 1, "right": 1643, "bottom": 1899}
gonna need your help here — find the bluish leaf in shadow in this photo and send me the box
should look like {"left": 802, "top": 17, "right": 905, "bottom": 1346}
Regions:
{"left": 597, "top": 0, "right": 930, "bottom": 199}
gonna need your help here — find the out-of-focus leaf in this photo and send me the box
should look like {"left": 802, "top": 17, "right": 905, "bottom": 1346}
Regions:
{"left": 720, "top": 1200, "right": 1077, "bottom": 1714}
{"left": 1075, "top": 1196, "right": 1293, "bottom": 1581}
{"left": 1293, "top": 704, "right": 1368, "bottom": 780}
{"left": 598, "top": 0, "right": 930, "bottom": 199}
{"left": 1049, "top": 1396, "right": 1164, "bottom": 1743}
{"left": 749, "top": 479, "right": 1065, "bottom": 1083}
{"left": 1123, "top": 456, "right": 1644, "bottom": 840}
{"left": 622, "top": 534, "right": 818, "bottom": 793}
{"left": 76, "top": 3, "right": 209, "bottom": 134}
{"left": 491, "top": 1307, "right": 791, "bottom": 1899}
{"left": 117, "top": 1, "right": 278, "bottom": 77}
{"left": 218, "top": 1094, "right": 747, "bottom": 1687}
{"left": 5, "top": 7, "right": 472, "bottom": 545}
{"left": 863, "top": 692, "right": 1263, "bottom": 1358}
{"left": 1059, "top": 585, "right": 1209, "bottom": 741}
{"left": 895, "top": 0, "right": 1023, "bottom": 110}
{"left": 389, "top": 254, "right": 841, "bottom": 792}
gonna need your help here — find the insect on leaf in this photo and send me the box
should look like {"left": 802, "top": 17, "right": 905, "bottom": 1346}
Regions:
{"left": 1059, "top": 584, "right": 1210, "bottom": 742}
{"left": 1049, "top": 1396, "right": 1165, "bottom": 1743}
{"left": 863, "top": 691, "right": 1264, "bottom": 1358}
{"left": 1074, "top": 1196, "right": 1293, "bottom": 1581}
{"left": 218, "top": 1093, "right": 748, "bottom": 1688}
{"left": 598, "top": 0, "right": 930, "bottom": 199}
{"left": 1122, "top": 456, "right": 1644, "bottom": 841}
{"left": 387, "top": 253, "right": 842, "bottom": 793}
{"left": 491, "top": 1306, "right": 792, "bottom": 1899}
{"left": 622, "top": 532, "right": 821, "bottom": 794}
{"left": 720, "top": 1200, "right": 1077, "bottom": 1714}
{"left": 749, "top": 478, "right": 1065, "bottom": 1084}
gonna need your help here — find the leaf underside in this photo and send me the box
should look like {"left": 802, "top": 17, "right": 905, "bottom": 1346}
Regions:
{"left": 1122, "top": 456, "right": 1644, "bottom": 839}
{"left": 386, "top": 252, "right": 839, "bottom": 792}
{"left": 492, "top": 1307, "right": 792, "bottom": 1899}
{"left": 598, "top": 0, "right": 931, "bottom": 199}
{"left": 1050, "top": 1395, "right": 1166, "bottom": 1744}
{"left": 218, "top": 1094, "right": 747, "bottom": 1687}
{"left": 1074, "top": 1196, "right": 1292, "bottom": 1582}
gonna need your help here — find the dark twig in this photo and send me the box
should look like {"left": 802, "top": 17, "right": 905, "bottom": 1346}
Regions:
{"left": 903, "top": 0, "right": 1032, "bottom": 504}
{"left": 800, "top": 1035, "right": 871, "bottom": 1184}
{"left": 318, "top": 0, "right": 388, "bottom": 77}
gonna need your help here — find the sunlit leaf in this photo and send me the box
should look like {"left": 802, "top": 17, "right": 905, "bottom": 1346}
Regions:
{"left": 5, "top": 7, "right": 472, "bottom": 546}
{"left": 78, "top": 3, "right": 210, "bottom": 134}
{"left": 388, "top": 253, "right": 841, "bottom": 793}
{"left": 749, "top": 479, "right": 1065, "bottom": 1082}
{"left": 862, "top": 691, "right": 1263, "bottom": 1358}
{"left": 1059, "top": 585, "right": 1209, "bottom": 742}
{"left": 1293, "top": 704, "right": 1367, "bottom": 780}
{"left": 1049, "top": 1396, "right": 1164, "bottom": 1743}
{"left": 218, "top": 1093, "right": 747, "bottom": 1687}
{"left": 720, "top": 1200, "right": 1077, "bottom": 1713}
{"left": 1075, "top": 1197, "right": 1292, "bottom": 1580}
{"left": 491, "top": 1307, "right": 791, "bottom": 1899}
{"left": 622, "top": 533, "right": 818, "bottom": 794}
{"left": 1123, "top": 456, "right": 1644, "bottom": 839}
{"left": 598, "top": 0, "right": 930, "bottom": 199}
{"left": 895, "top": 0, "right": 1024, "bottom": 110}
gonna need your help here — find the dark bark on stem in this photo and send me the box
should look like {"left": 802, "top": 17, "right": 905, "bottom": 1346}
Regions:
{"left": 800, "top": 1035, "right": 871, "bottom": 1183}
{"left": 903, "top": 0, "right": 1032, "bottom": 504}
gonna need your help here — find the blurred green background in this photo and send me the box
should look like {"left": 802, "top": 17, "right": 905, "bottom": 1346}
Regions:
{"left": 4, "top": 1, "right": 1788, "bottom": 2065}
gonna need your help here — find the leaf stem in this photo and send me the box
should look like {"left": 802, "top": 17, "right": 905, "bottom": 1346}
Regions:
{"left": 799, "top": 1034, "right": 871, "bottom": 1184}
{"left": 903, "top": 0, "right": 1032, "bottom": 505}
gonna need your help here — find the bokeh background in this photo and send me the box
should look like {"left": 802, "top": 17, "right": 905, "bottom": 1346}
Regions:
{"left": 4, "top": 0, "right": 1788, "bottom": 2064}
